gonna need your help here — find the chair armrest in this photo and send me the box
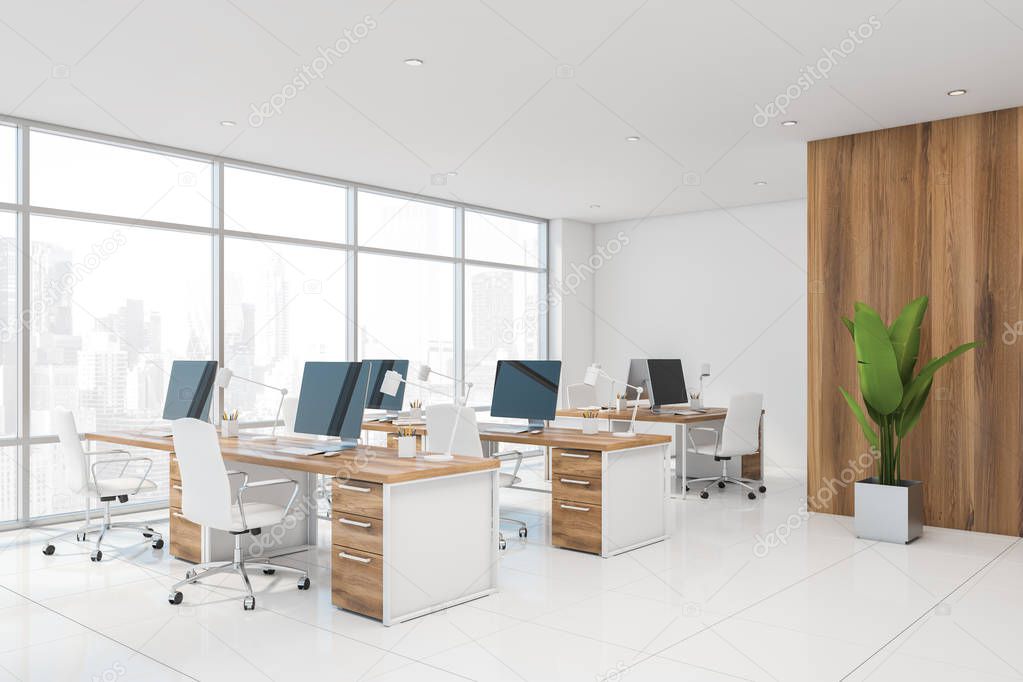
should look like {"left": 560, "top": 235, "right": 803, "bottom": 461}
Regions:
{"left": 225, "top": 470, "right": 250, "bottom": 487}
{"left": 494, "top": 450, "right": 524, "bottom": 479}
{"left": 83, "top": 448, "right": 130, "bottom": 457}
{"left": 235, "top": 478, "right": 300, "bottom": 530}
{"left": 91, "top": 456, "right": 154, "bottom": 496}
{"left": 686, "top": 427, "right": 720, "bottom": 456}
{"left": 243, "top": 478, "right": 294, "bottom": 489}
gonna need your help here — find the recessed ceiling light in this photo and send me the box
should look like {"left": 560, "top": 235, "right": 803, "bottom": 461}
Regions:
{"left": 781, "top": 120, "right": 798, "bottom": 127}
{"left": 625, "top": 136, "right": 640, "bottom": 142}
{"left": 947, "top": 89, "right": 967, "bottom": 96}
{"left": 754, "top": 180, "right": 768, "bottom": 186}
{"left": 404, "top": 58, "right": 424, "bottom": 66}
{"left": 219, "top": 120, "right": 236, "bottom": 127}
{"left": 589, "top": 204, "right": 601, "bottom": 209}
{"left": 446, "top": 171, "right": 458, "bottom": 177}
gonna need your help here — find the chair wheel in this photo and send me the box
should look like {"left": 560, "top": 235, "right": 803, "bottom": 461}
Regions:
{"left": 142, "top": 531, "right": 153, "bottom": 538}
{"left": 243, "top": 596, "right": 256, "bottom": 611}
{"left": 518, "top": 527, "right": 527, "bottom": 538}
{"left": 297, "top": 577, "right": 310, "bottom": 590}
{"left": 168, "top": 591, "right": 183, "bottom": 605}
{"left": 685, "top": 485, "right": 690, "bottom": 491}
{"left": 42, "top": 544, "right": 55, "bottom": 556}
{"left": 90, "top": 550, "right": 102, "bottom": 562}
{"left": 263, "top": 568, "right": 276, "bottom": 575}
{"left": 699, "top": 491, "right": 709, "bottom": 499}
{"left": 152, "top": 538, "right": 164, "bottom": 549}
{"left": 759, "top": 485, "right": 767, "bottom": 493}
{"left": 184, "top": 569, "right": 196, "bottom": 580}
{"left": 717, "top": 481, "right": 726, "bottom": 489}
{"left": 499, "top": 539, "right": 507, "bottom": 550}
{"left": 747, "top": 492, "right": 757, "bottom": 500}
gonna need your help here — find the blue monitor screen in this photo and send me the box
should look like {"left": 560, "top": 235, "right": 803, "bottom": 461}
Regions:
{"left": 162, "top": 360, "right": 217, "bottom": 421}
{"left": 294, "top": 362, "right": 368, "bottom": 439}
{"left": 490, "top": 360, "right": 562, "bottom": 421}
{"left": 363, "top": 359, "right": 408, "bottom": 410}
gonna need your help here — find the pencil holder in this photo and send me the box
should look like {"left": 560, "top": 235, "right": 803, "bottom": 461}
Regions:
{"left": 222, "top": 420, "right": 239, "bottom": 437}
{"left": 582, "top": 417, "right": 599, "bottom": 435}
{"left": 615, "top": 398, "right": 627, "bottom": 411}
{"left": 409, "top": 407, "right": 423, "bottom": 420}
{"left": 689, "top": 396, "right": 703, "bottom": 409}
{"left": 397, "top": 435, "right": 416, "bottom": 458}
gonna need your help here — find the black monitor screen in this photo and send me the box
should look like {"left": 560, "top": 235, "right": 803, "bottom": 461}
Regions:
{"left": 162, "top": 360, "right": 217, "bottom": 421}
{"left": 490, "top": 360, "right": 562, "bottom": 421}
{"left": 294, "top": 362, "right": 368, "bottom": 439}
{"left": 363, "top": 359, "right": 408, "bottom": 410}
{"left": 646, "top": 359, "right": 687, "bottom": 407}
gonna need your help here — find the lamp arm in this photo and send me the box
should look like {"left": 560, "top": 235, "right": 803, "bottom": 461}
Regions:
{"left": 628, "top": 387, "right": 644, "bottom": 434}
{"left": 270, "top": 391, "right": 286, "bottom": 438}
{"left": 233, "top": 374, "right": 288, "bottom": 395}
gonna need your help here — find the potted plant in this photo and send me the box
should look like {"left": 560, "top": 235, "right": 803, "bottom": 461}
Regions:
{"left": 839, "top": 296, "right": 977, "bottom": 543}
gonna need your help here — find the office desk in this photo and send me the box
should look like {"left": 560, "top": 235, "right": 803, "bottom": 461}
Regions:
{"left": 556, "top": 407, "right": 764, "bottom": 498}
{"left": 361, "top": 422, "right": 673, "bottom": 557}
{"left": 85, "top": 431, "right": 499, "bottom": 625}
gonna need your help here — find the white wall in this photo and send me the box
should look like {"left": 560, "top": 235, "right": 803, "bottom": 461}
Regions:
{"left": 548, "top": 219, "right": 595, "bottom": 405}
{"left": 592, "top": 200, "right": 807, "bottom": 473}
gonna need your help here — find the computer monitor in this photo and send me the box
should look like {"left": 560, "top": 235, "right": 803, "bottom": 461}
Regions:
{"left": 363, "top": 359, "right": 408, "bottom": 412}
{"left": 646, "top": 359, "right": 688, "bottom": 411}
{"left": 162, "top": 360, "right": 218, "bottom": 421}
{"left": 624, "top": 358, "right": 650, "bottom": 402}
{"left": 294, "top": 361, "right": 369, "bottom": 451}
{"left": 490, "top": 360, "right": 562, "bottom": 428}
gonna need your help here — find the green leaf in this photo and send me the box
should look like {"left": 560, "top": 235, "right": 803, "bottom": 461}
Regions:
{"left": 839, "top": 386, "right": 879, "bottom": 448}
{"left": 853, "top": 303, "right": 904, "bottom": 414}
{"left": 841, "top": 317, "right": 855, "bottom": 340}
{"left": 899, "top": 341, "right": 979, "bottom": 411}
{"left": 888, "top": 296, "right": 928, "bottom": 384}
{"left": 896, "top": 380, "right": 932, "bottom": 438}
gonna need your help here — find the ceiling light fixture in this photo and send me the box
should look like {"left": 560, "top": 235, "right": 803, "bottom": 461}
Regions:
{"left": 781, "top": 120, "right": 798, "bottom": 127}
{"left": 447, "top": 171, "right": 458, "bottom": 177}
{"left": 589, "top": 204, "right": 601, "bottom": 209}
{"left": 404, "top": 58, "right": 424, "bottom": 66}
{"left": 625, "top": 136, "right": 640, "bottom": 142}
{"left": 947, "top": 89, "right": 967, "bottom": 96}
{"left": 220, "top": 120, "right": 236, "bottom": 127}
{"left": 754, "top": 180, "right": 768, "bottom": 186}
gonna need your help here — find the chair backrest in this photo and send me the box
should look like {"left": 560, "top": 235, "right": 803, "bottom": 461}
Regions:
{"left": 566, "top": 382, "right": 598, "bottom": 409}
{"left": 281, "top": 396, "right": 299, "bottom": 434}
{"left": 53, "top": 409, "right": 89, "bottom": 494}
{"left": 721, "top": 393, "right": 764, "bottom": 456}
{"left": 171, "top": 418, "right": 233, "bottom": 529}
{"left": 425, "top": 403, "right": 483, "bottom": 458}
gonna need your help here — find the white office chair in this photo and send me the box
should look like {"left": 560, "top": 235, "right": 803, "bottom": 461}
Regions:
{"left": 42, "top": 410, "right": 163, "bottom": 562}
{"left": 686, "top": 393, "right": 767, "bottom": 500}
{"left": 167, "top": 418, "right": 310, "bottom": 611}
{"left": 566, "top": 382, "right": 599, "bottom": 409}
{"left": 425, "top": 404, "right": 527, "bottom": 550}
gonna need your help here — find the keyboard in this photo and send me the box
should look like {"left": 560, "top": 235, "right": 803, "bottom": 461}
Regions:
{"left": 479, "top": 424, "right": 529, "bottom": 435}
{"left": 277, "top": 446, "right": 325, "bottom": 457}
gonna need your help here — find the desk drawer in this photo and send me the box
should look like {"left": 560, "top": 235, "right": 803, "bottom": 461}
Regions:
{"left": 332, "top": 545, "right": 383, "bottom": 620}
{"left": 332, "top": 511, "right": 383, "bottom": 555}
{"left": 332, "top": 479, "right": 383, "bottom": 520}
{"left": 169, "top": 481, "right": 183, "bottom": 509}
{"left": 552, "top": 499, "right": 602, "bottom": 555}
{"left": 169, "top": 507, "right": 201, "bottom": 563}
{"left": 552, "top": 474, "right": 601, "bottom": 506}
{"left": 552, "top": 449, "right": 601, "bottom": 479}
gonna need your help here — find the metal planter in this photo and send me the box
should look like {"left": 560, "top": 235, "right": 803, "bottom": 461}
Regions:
{"left": 854, "top": 478, "right": 923, "bottom": 544}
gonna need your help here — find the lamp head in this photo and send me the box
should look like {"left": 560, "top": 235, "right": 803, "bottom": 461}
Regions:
{"left": 381, "top": 370, "right": 404, "bottom": 397}
{"left": 214, "top": 367, "right": 233, "bottom": 388}
{"left": 700, "top": 363, "right": 711, "bottom": 378}
{"left": 416, "top": 365, "right": 432, "bottom": 382}
{"left": 583, "top": 364, "right": 601, "bottom": 387}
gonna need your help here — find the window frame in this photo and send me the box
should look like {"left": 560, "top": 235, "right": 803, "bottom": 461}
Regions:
{"left": 0, "top": 114, "right": 548, "bottom": 529}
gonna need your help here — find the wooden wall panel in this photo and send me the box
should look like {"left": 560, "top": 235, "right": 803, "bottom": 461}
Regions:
{"left": 808, "top": 107, "right": 1023, "bottom": 536}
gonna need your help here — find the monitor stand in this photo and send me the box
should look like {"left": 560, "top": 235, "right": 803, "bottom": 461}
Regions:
{"left": 320, "top": 439, "right": 358, "bottom": 456}
{"left": 527, "top": 419, "right": 545, "bottom": 431}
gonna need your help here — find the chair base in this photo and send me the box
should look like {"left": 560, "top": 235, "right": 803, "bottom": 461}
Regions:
{"left": 168, "top": 534, "right": 310, "bottom": 610}
{"left": 498, "top": 516, "right": 528, "bottom": 550}
{"left": 688, "top": 460, "right": 766, "bottom": 500}
{"left": 43, "top": 499, "right": 163, "bottom": 561}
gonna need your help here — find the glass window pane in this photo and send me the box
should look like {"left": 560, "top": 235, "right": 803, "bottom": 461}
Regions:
{"left": 223, "top": 238, "right": 347, "bottom": 421}
{"left": 465, "top": 211, "right": 542, "bottom": 267}
{"left": 30, "top": 131, "right": 213, "bottom": 226}
{"left": 358, "top": 253, "right": 454, "bottom": 407}
{"left": 1, "top": 212, "right": 17, "bottom": 436}
{"left": 0, "top": 125, "right": 15, "bottom": 204}
{"left": 357, "top": 191, "right": 454, "bottom": 256}
{"left": 224, "top": 166, "right": 346, "bottom": 242}
{"left": 465, "top": 266, "right": 541, "bottom": 407}
{"left": 29, "top": 216, "right": 213, "bottom": 436}
{"left": 0, "top": 446, "right": 16, "bottom": 522}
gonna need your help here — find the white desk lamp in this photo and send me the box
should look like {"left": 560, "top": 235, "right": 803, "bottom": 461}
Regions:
{"left": 215, "top": 367, "right": 288, "bottom": 439}
{"left": 583, "top": 364, "right": 643, "bottom": 438}
{"left": 381, "top": 369, "right": 474, "bottom": 462}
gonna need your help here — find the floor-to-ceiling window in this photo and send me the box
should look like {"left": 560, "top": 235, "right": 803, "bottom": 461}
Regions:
{"left": 0, "top": 118, "right": 547, "bottom": 526}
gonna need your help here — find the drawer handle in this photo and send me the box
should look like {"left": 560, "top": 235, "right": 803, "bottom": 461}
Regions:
{"left": 559, "top": 478, "right": 591, "bottom": 486}
{"left": 338, "top": 517, "right": 372, "bottom": 528}
{"left": 172, "top": 484, "right": 182, "bottom": 491}
{"left": 339, "top": 552, "right": 372, "bottom": 564}
{"left": 559, "top": 504, "right": 590, "bottom": 512}
{"left": 336, "top": 483, "right": 372, "bottom": 493}
{"left": 560, "top": 453, "right": 591, "bottom": 459}
{"left": 172, "top": 512, "right": 186, "bottom": 519}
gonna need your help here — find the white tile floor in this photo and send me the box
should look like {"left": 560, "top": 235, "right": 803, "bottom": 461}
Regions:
{"left": 1, "top": 462, "right": 1020, "bottom": 682}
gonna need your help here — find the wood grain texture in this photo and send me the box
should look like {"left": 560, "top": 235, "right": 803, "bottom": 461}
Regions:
{"left": 331, "top": 545, "right": 383, "bottom": 619}
{"left": 808, "top": 107, "right": 1023, "bottom": 536}
{"left": 551, "top": 499, "right": 602, "bottom": 554}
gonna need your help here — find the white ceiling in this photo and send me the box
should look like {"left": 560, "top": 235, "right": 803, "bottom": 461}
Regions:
{"left": 2, "top": 0, "right": 1022, "bottom": 223}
